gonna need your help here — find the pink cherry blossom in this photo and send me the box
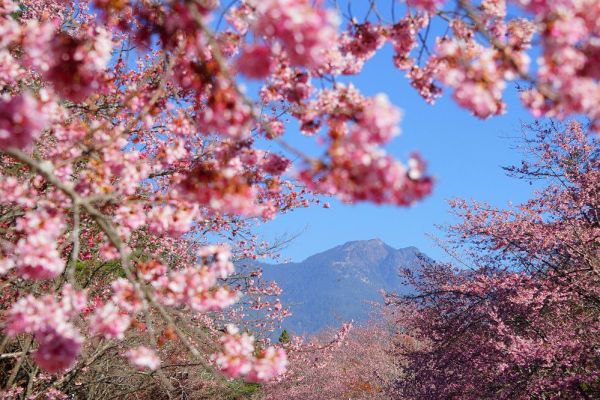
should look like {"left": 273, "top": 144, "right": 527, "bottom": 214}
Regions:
{"left": 136, "top": 260, "right": 168, "bottom": 282}
{"left": 33, "top": 325, "right": 83, "bottom": 374}
{"left": 199, "top": 83, "right": 254, "bottom": 139}
{"left": 408, "top": 0, "right": 447, "bottom": 12}
{"left": 0, "top": 0, "right": 19, "bottom": 15}
{"left": 24, "top": 25, "right": 113, "bottom": 102}
{"left": 13, "top": 208, "right": 64, "bottom": 280}
{"left": 213, "top": 324, "right": 288, "bottom": 382}
{"left": 213, "top": 324, "right": 255, "bottom": 378}
{"left": 89, "top": 302, "right": 131, "bottom": 340}
{"left": 254, "top": 0, "right": 339, "bottom": 69}
{"left": 246, "top": 347, "right": 288, "bottom": 383}
{"left": 5, "top": 285, "right": 86, "bottom": 373}
{"left": 237, "top": 44, "right": 274, "bottom": 79}
{"left": 0, "top": 93, "right": 47, "bottom": 150}
{"left": 125, "top": 346, "right": 160, "bottom": 371}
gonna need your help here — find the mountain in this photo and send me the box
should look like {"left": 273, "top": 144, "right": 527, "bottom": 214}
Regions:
{"left": 257, "top": 239, "right": 424, "bottom": 335}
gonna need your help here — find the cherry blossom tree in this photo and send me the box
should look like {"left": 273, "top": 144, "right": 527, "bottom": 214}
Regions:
{"left": 388, "top": 121, "right": 600, "bottom": 399}
{"left": 263, "top": 320, "right": 401, "bottom": 400}
{"left": 0, "top": 0, "right": 598, "bottom": 397}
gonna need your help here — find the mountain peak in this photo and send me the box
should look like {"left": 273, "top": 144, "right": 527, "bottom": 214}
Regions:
{"left": 337, "top": 239, "right": 391, "bottom": 265}
{"left": 302, "top": 238, "right": 392, "bottom": 266}
{"left": 260, "top": 241, "right": 425, "bottom": 334}
{"left": 339, "top": 239, "right": 418, "bottom": 253}
{"left": 341, "top": 238, "right": 386, "bottom": 248}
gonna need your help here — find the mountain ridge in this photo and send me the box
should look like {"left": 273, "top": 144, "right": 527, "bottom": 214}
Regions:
{"left": 255, "top": 239, "right": 424, "bottom": 335}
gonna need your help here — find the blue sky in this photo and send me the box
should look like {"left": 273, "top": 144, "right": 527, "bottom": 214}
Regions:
{"left": 256, "top": 43, "right": 538, "bottom": 263}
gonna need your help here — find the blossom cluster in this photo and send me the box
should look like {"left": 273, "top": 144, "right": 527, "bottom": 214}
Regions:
{"left": 5, "top": 285, "right": 86, "bottom": 373}
{"left": 12, "top": 208, "right": 65, "bottom": 280}
{"left": 297, "top": 84, "right": 432, "bottom": 205}
{"left": 253, "top": 0, "right": 340, "bottom": 69}
{"left": 0, "top": 93, "right": 48, "bottom": 150}
{"left": 126, "top": 346, "right": 161, "bottom": 371}
{"left": 23, "top": 23, "right": 113, "bottom": 102}
{"left": 516, "top": 0, "right": 600, "bottom": 129}
{"left": 213, "top": 324, "right": 288, "bottom": 382}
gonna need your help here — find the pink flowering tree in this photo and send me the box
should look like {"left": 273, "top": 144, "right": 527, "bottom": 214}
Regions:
{"left": 387, "top": 121, "right": 600, "bottom": 399}
{"left": 0, "top": 0, "right": 598, "bottom": 397}
{"left": 263, "top": 321, "right": 401, "bottom": 400}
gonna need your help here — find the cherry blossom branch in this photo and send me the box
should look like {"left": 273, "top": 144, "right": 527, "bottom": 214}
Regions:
{"left": 187, "top": 3, "right": 317, "bottom": 166}
{"left": 457, "top": 0, "right": 555, "bottom": 100}
{"left": 66, "top": 204, "right": 81, "bottom": 284}
{"left": 2, "top": 148, "right": 221, "bottom": 378}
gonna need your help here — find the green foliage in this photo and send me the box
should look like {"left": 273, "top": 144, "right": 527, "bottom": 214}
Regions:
{"left": 219, "top": 379, "right": 261, "bottom": 400}
{"left": 278, "top": 329, "right": 291, "bottom": 344}
{"left": 75, "top": 259, "right": 125, "bottom": 287}
{"left": 10, "top": 2, "right": 25, "bottom": 20}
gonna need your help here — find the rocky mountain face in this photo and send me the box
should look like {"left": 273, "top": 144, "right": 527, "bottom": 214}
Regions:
{"left": 258, "top": 239, "right": 424, "bottom": 335}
